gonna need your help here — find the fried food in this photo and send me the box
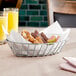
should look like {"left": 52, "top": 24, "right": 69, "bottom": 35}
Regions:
{"left": 21, "top": 30, "right": 40, "bottom": 43}
{"left": 40, "top": 36, "right": 47, "bottom": 43}
{"left": 35, "top": 36, "right": 43, "bottom": 43}
{"left": 34, "top": 30, "right": 39, "bottom": 35}
{"left": 31, "top": 31, "right": 43, "bottom": 43}
{"left": 21, "top": 30, "right": 59, "bottom": 44}
{"left": 21, "top": 30, "right": 28, "bottom": 40}
{"left": 31, "top": 33, "right": 37, "bottom": 38}
{"left": 33, "top": 39, "right": 40, "bottom": 44}
{"left": 40, "top": 32, "right": 48, "bottom": 41}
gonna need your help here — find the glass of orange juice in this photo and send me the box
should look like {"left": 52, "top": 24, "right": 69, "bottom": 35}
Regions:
{"left": 4, "top": 8, "right": 19, "bottom": 33}
{"left": 0, "top": 11, "right": 8, "bottom": 44}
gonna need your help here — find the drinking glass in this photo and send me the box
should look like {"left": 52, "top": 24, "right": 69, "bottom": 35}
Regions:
{"left": 4, "top": 8, "right": 19, "bottom": 33}
{"left": 0, "top": 11, "right": 8, "bottom": 44}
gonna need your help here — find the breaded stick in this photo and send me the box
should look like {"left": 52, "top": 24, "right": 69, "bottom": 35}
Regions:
{"left": 35, "top": 36, "right": 43, "bottom": 43}
{"left": 40, "top": 32, "right": 48, "bottom": 42}
{"left": 31, "top": 33, "right": 37, "bottom": 38}
{"left": 33, "top": 39, "right": 40, "bottom": 44}
{"left": 31, "top": 32, "right": 43, "bottom": 43}
{"left": 28, "top": 35, "right": 35, "bottom": 43}
{"left": 21, "top": 31, "right": 28, "bottom": 40}
{"left": 34, "top": 30, "right": 39, "bottom": 35}
{"left": 21, "top": 30, "right": 40, "bottom": 43}
{"left": 40, "top": 36, "right": 47, "bottom": 43}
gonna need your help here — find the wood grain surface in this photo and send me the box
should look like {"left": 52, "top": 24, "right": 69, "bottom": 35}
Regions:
{"left": 48, "top": 0, "right": 76, "bottom": 14}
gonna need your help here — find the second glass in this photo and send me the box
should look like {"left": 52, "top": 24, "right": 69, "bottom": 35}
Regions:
{"left": 4, "top": 8, "right": 19, "bottom": 33}
{"left": 0, "top": 11, "right": 8, "bottom": 44}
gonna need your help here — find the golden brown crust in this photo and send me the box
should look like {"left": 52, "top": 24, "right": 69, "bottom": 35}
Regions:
{"left": 28, "top": 35, "right": 35, "bottom": 43}
{"left": 35, "top": 36, "right": 43, "bottom": 43}
{"left": 33, "top": 39, "right": 40, "bottom": 44}
{"left": 21, "top": 30, "right": 40, "bottom": 43}
{"left": 21, "top": 30, "right": 48, "bottom": 44}
{"left": 21, "top": 31, "right": 27, "bottom": 40}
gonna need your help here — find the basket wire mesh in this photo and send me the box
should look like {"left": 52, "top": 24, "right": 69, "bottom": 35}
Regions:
{"left": 7, "top": 39, "right": 66, "bottom": 57}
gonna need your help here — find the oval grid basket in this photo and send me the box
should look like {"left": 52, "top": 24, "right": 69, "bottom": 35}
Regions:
{"left": 7, "top": 39, "right": 66, "bottom": 57}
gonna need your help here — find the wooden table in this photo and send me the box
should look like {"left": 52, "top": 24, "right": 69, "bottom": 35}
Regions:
{"left": 0, "top": 27, "right": 76, "bottom": 76}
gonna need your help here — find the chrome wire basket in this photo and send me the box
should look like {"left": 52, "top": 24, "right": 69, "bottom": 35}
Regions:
{"left": 7, "top": 39, "right": 66, "bottom": 57}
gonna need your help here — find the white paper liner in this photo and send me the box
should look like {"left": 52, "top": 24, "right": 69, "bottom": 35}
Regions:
{"left": 7, "top": 21, "right": 71, "bottom": 56}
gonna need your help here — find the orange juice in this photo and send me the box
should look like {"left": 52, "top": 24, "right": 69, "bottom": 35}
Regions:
{"left": 8, "top": 11, "right": 18, "bottom": 33}
{"left": 4, "top": 8, "right": 18, "bottom": 33}
{"left": 0, "top": 16, "right": 8, "bottom": 41}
